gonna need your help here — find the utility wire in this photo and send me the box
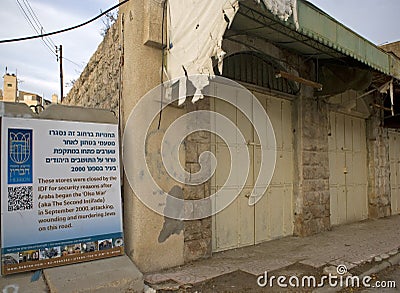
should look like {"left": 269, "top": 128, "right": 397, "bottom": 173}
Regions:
{"left": 15, "top": 0, "right": 56, "bottom": 57}
{"left": 63, "top": 56, "right": 84, "bottom": 68}
{"left": 16, "top": 0, "right": 55, "bottom": 54}
{"left": 0, "top": 0, "right": 130, "bottom": 44}
{"left": 21, "top": 0, "right": 57, "bottom": 48}
{"left": 21, "top": 0, "right": 41, "bottom": 31}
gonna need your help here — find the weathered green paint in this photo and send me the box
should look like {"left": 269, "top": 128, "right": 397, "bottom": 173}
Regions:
{"left": 294, "top": 0, "right": 399, "bottom": 79}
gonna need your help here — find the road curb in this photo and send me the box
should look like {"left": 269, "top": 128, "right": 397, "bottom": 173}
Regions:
{"left": 359, "top": 252, "right": 400, "bottom": 278}
{"left": 313, "top": 252, "right": 400, "bottom": 293}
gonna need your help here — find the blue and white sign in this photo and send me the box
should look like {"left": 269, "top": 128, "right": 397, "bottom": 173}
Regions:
{"left": 1, "top": 117, "right": 124, "bottom": 275}
{"left": 8, "top": 128, "right": 33, "bottom": 184}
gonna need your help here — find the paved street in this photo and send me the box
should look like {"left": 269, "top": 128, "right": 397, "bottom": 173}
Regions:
{"left": 146, "top": 215, "right": 400, "bottom": 292}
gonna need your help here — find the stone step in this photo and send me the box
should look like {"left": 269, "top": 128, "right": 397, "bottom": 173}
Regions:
{"left": 44, "top": 255, "right": 143, "bottom": 293}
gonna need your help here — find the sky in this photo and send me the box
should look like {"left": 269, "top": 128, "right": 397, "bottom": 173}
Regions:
{"left": 0, "top": 0, "right": 399, "bottom": 101}
{"left": 0, "top": 0, "right": 116, "bottom": 101}
{"left": 306, "top": 0, "right": 400, "bottom": 45}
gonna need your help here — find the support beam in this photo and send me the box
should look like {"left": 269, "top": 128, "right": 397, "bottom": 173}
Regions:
{"left": 275, "top": 70, "right": 323, "bottom": 90}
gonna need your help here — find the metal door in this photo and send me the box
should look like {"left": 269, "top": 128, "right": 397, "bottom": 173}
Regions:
{"left": 329, "top": 112, "right": 368, "bottom": 225}
{"left": 254, "top": 94, "right": 293, "bottom": 243}
{"left": 211, "top": 86, "right": 293, "bottom": 252}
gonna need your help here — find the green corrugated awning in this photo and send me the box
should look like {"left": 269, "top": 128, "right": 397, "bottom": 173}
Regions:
{"left": 229, "top": 0, "right": 400, "bottom": 80}
{"left": 296, "top": 0, "right": 399, "bottom": 79}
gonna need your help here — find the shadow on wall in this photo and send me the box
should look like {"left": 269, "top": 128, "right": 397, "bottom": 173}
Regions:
{"left": 158, "top": 185, "right": 184, "bottom": 243}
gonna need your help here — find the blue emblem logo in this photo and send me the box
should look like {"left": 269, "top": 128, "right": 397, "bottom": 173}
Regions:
{"left": 8, "top": 129, "right": 33, "bottom": 184}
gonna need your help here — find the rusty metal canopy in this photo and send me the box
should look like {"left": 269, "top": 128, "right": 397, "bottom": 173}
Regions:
{"left": 227, "top": 0, "right": 400, "bottom": 80}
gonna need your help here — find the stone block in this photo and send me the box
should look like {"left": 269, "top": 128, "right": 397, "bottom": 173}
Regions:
{"left": 309, "top": 204, "right": 327, "bottom": 218}
{"left": 303, "top": 165, "right": 329, "bottom": 180}
{"left": 197, "top": 142, "right": 211, "bottom": 154}
{"left": 184, "top": 238, "right": 212, "bottom": 262}
{"left": 184, "top": 185, "right": 205, "bottom": 200}
{"left": 0, "top": 272, "right": 48, "bottom": 293}
{"left": 304, "top": 191, "right": 319, "bottom": 205}
{"left": 186, "top": 131, "right": 211, "bottom": 142}
{"left": 188, "top": 163, "right": 201, "bottom": 173}
{"left": 185, "top": 141, "right": 198, "bottom": 163}
{"left": 184, "top": 220, "right": 202, "bottom": 241}
{"left": 303, "top": 151, "right": 320, "bottom": 166}
{"left": 201, "top": 217, "right": 212, "bottom": 229}
{"left": 44, "top": 255, "right": 143, "bottom": 293}
{"left": 302, "top": 179, "right": 329, "bottom": 193}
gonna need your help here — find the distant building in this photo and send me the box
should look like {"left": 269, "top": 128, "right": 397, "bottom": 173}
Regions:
{"left": 381, "top": 41, "right": 400, "bottom": 59}
{"left": 18, "top": 90, "right": 43, "bottom": 107}
{"left": 1, "top": 72, "right": 55, "bottom": 112}
{"left": 52, "top": 94, "right": 59, "bottom": 104}
{"left": 2, "top": 73, "right": 18, "bottom": 102}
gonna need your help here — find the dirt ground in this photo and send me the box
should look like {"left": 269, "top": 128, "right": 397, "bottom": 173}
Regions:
{"left": 156, "top": 263, "right": 322, "bottom": 292}
{"left": 153, "top": 264, "right": 400, "bottom": 292}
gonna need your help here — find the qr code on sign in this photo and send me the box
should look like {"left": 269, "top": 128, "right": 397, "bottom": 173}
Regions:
{"left": 8, "top": 186, "right": 33, "bottom": 212}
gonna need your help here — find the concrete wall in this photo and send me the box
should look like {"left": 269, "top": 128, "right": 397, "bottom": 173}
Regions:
{"left": 62, "top": 21, "right": 121, "bottom": 116}
{"left": 119, "top": 0, "right": 185, "bottom": 273}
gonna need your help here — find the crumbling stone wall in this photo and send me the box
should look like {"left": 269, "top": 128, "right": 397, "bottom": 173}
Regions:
{"left": 367, "top": 106, "right": 391, "bottom": 218}
{"left": 184, "top": 98, "right": 212, "bottom": 262}
{"left": 62, "top": 22, "right": 121, "bottom": 116}
{"left": 293, "top": 86, "right": 331, "bottom": 236}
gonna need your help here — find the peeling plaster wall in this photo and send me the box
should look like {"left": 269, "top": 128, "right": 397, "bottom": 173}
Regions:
{"left": 119, "top": 0, "right": 185, "bottom": 273}
{"left": 184, "top": 99, "right": 212, "bottom": 262}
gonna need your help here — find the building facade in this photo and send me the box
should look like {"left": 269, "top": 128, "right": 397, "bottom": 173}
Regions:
{"left": 63, "top": 0, "right": 400, "bottom": 273}
{"left": 2, "top": 74, "right": 18, "bottom": 103}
